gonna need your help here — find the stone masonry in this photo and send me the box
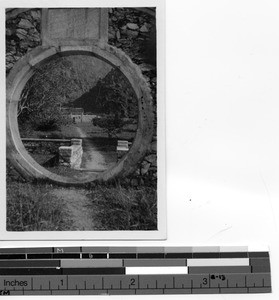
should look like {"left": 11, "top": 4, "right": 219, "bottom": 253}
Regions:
{"left": 59, "top": 139, "right": 83, "bottom": 169}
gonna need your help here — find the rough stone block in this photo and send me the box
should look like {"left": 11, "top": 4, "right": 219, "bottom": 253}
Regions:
{"left": 145, "top": 154, "right": 156, "bottom": 165}
{"left": 151, "top": 141, "right": 157, "bottom": 152}
{"left": 141, "top": 161, "right": 151, "bottom": 175}
{"left": 59, "top": 144, "right": 83, "bottom": 169}
{"left": 59, "top": 147, "right": 73, "bottom": 156}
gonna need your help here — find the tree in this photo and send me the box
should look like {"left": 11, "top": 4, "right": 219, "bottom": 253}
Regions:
{"left": 92, "top": 114, "right": 124, "bottom": 138}
{"left": 18, "top": 55, "right": 106, "bottom": 133}
{"left": 90, "top": 69, "right": 138, "bottom": 137}
{"left": 94, "top": 69, "right": 137, "bottom": 118}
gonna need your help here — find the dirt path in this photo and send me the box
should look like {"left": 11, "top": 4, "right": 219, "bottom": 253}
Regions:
{"left": 51, "top": 188, "right": 96, "bottom": 230}
{"left": 48, "top": 126, "right": 112, "bottom": 229}
{"left": 75, "top": 126, "right": 87, "bottom": 138}
{"left": 81, "top": 139, "right": 108, "bottom": 170}
{"left": 75, "top": 126, "right": 111, "bottom": 170}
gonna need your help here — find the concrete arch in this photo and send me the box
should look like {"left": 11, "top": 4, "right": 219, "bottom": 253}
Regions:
{"left": 6, "top": 44, "right": 154, "bottom": 185}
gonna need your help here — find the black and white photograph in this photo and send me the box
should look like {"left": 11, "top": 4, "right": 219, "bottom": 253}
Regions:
{"left": 4, "top": 2, "right": 166, "bottom": 239}
{"left": 2, "top": 0, "right": 279, "bottom": 298}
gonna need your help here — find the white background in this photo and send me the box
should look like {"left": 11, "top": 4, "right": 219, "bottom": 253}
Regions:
{"left": 1, "top": 0, "right": 279, "bottom": 299}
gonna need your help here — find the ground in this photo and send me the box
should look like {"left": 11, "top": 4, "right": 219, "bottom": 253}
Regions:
{"left": 6, "top": 177, "right": 157, "bottom": 231}
{"left": 51, "top": 188, "right": 96, "bottom": 230}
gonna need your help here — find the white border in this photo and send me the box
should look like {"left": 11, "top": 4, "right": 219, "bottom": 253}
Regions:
{"left": 1, "top": 0, "right": 166, "bottom": 240}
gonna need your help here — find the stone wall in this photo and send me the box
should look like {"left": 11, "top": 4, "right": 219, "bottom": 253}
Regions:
{"left": 22, "top": 140, "right": 70, "bottom": 155}
{"left": 108, "top": 8, "right": 157, "bottom": 186}
{"left": 6, "top": 9, "right": 41, "bottom": 73}
{"left": 22, "top": 139, "right": 71, "bottom": 167}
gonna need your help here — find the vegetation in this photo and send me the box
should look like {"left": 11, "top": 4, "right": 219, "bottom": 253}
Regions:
{"left": 18, "top": 56, "right": 138, "bottom": 138}
{"left": 19, "top": 58, "right": 71, "bottom": 132}
{"left": 6, "top": 181, "right": 71, "bottom": 231}
{"left": 18, "top": 55, "right": 110, "bottom": 134}
{"left": 6, "top": 159, "right": 157, "bottom": 231}
{"left": 74, "top": 68, "right": 138, "bottom": 136}
{"left": 6, "top": 179, "right": 157, "bottom": 231}
{"left": 6, "top": 8, "right": 157, "bottom": 232}
{"left": 6, "top": 163, "right": 157, "bottom": 231}
{"left": 88, "top": 184, "right": 157, "bottom": 230}
{"left": 93, "top": 69, "right": 137, "bottom": 118}
{"left": 92, "top": 115, "right": 124, "bottom": 138}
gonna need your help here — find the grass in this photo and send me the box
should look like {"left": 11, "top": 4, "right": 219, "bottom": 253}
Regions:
{"left": 6, "top": 163, "right": 157, "bottom": 231}
{"left": 88, "top": 184, "right": 157, "bottom": 231}
{"left": 6, "top": 181, "right": 71, "bottom": 231}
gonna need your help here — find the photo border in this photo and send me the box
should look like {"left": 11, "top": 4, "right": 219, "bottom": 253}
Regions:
{"left": 1, "top": 0, "right": 166, "bottom": 240}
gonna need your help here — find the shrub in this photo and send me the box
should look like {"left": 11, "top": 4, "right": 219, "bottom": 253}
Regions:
{"left": 92, "top": 114, "right": 124, "bottom": 137}
{"left": 6, "top": 182, "right": 71, "bottom": 231}
{"left": 88, "top": 185, "right": 157, "bottom": 230}
{"left": 17, "top": 55, "right": 102, "bottom": 134}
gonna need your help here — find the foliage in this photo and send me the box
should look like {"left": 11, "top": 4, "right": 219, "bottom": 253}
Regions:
{"left": 89, "top": 68, "right": 137, "bottom": 135}
{"left": 92, "top": 114, "right": 124, "bottom": 137}
{"left": 18, "top": 55, "right": 107, "bottom": 133}
{"left": 88, "top": 184, "right": 157, "bottom": 230}
{"left": 7, "top": 160, "right": 157, "bottom": 232}
{"left": 6, "top": 181, "right": 71, "bottom": 231}
{"left": 94, "top": 69, "right": 137, "bottom": 118}
{"left": 6, "top": 170, "right": 157, "bottom": 231}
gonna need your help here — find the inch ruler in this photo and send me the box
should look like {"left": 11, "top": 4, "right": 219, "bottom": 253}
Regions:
{"left": 0, "top": 246, "right": 271, "bottom": 295}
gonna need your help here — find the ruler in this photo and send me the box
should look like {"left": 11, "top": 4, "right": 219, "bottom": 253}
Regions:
{"left": 0, "top": 246, "right": 271, "bottom": 295}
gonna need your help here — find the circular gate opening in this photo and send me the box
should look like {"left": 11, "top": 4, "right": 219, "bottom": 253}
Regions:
{"left": 7, "top": 45, "right": 153, "bottom": 185}
{"left": 18, "top": 54, "right": 138, "bottom": 180}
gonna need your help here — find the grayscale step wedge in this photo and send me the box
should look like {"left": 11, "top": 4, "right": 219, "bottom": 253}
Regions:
{"left": 0, "top": 246, "right": 272, "bottom": 295}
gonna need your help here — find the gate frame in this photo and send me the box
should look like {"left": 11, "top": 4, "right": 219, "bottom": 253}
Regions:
{"left": 6, "top": 44, "right": 154, "bottom": 185}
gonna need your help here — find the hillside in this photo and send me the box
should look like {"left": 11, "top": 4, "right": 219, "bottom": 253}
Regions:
{"left": 72, "top": 68, "right": 137, "bottom": 118}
